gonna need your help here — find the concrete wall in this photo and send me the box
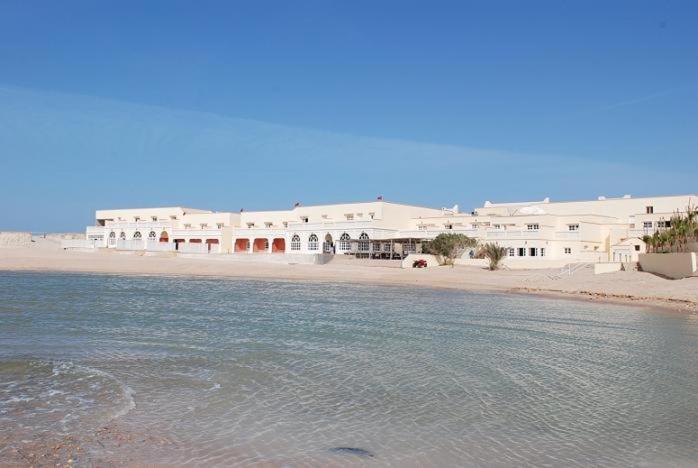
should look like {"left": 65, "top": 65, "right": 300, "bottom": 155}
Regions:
{"left": 0, "top": 231, "right": 32, "bottom": 247}
{"left": 639, "top": 253, "right": 698, "bottom": 279}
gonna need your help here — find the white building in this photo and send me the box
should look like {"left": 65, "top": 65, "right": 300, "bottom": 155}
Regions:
{"left": 79, "top": 194, "right": 696, "bottom": 266}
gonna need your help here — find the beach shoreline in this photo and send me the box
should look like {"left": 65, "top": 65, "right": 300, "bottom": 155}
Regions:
{"left": 1, "top": 242, "right": 696, "bottom": 313}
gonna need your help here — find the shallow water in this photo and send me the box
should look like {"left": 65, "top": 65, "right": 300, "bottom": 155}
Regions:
{"left": 0, "top": 272, "right": 697, "bottom": 466}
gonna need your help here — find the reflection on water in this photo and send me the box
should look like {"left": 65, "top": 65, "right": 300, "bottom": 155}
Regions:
{"left": 0, "top": 272, "right": 697, "bottom": 466}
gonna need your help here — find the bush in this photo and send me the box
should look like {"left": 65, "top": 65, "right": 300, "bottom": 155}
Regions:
{"left": 422, "top": 233, "right": 477, "bottom": 266}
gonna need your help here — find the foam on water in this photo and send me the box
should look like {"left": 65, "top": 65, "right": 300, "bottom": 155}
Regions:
{"left": 0, "top": 272, "right": 697, "bottom": 466}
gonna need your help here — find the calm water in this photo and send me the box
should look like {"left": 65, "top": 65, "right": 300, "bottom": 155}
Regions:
{"left": 0, "top": 272, "right": 697, "bottom": 467}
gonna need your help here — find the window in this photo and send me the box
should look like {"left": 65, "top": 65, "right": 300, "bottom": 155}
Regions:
{"left": 508, "top": 248, "right": 515, "bottom": 257}
{"left": 148, "top": 231, "right": 156, "bottom": 239}
{"left": 368, "top": 212, "right": 375, "bottom": 219}
{"left": 358, "top": 232, "right": 370, "bottom": 252}
{"left": 529, "top": 247, "right": 538, "bottom": 257}
{"left": 283, "top": 222, "right": 288, "bottom": 228}
{"left": 133, "top": 231, "right": 142, "bottom": 239}
{"left": 247, "top": 223, "right": 255, "bottom": 228}
{"left": 134, "top": 216, "right": 140, "bottom": 222}
{"left": 184, "top": 224, "right": 191, "bottom": 229}
{"left": 635, "top": 245, "right": 641, "bottom": 251}
{"left": 383, "top": 243, "right": 392, "bottom": 252}
{"left": 445, "top": 224, "right": 453, "bottom": 230}
{"left": 200, "top": 224, "right": 208, "bottom": 229}
{"left": 300, "top": 216, "right": 309, "bottom": 223}
{"left": 339, "top": 232, "right": 351, "bottom": 251}
{"left": 568, "top": 224, "right": 579, "bottom": 231}
{"left": 493, "top": 224, "right": 501, "bottom": 230}
{"left": 308, "top": 234, "right": 319, "bottom": 251}
{"left": 646, "top": 206, "right": 654, "bottom": 214}
{"left": 373, "top": 241, "right": 381, "bottom": 252}
{"left": 517, "top": 247, "right": 526, "bottom": 257}
{"left": 291, "top": 234, "right": 301, "bottom": 251}
{"left": 527, "top": 224, "right": 539, "bottom": 231}
{"left": 643, "top": 221, "right": 653, "bottom": 229}
{"left": 657, "top": 220, "right": 671, "bottom": 228}
{"left": 345, "top": 214, "right": 354, "bottom": 221}
{"left": 264, "top": 222, "right": 273, "bottom": 228}
{"left": 564, "top": 247, "right": 572, "bottom": 254}
{"left": 264, "top": 239, "right": 269, "bottom": 250}
{"left": 540, "top": 248, "right": 545, "bottom": 257}
{"left": 151, "top": 216, "right": 157, "bottom": 222}
{"left": 170, "top": 215, "right": 177, "bottom": 220}
{"left": 217, "top": 223, "right": 224, "bottom": 229}
{"left": 109, "top": 231, "right": 116, "bottom": 238}
{"left": 119, "top": 232, "right": 126, "bottom": 239}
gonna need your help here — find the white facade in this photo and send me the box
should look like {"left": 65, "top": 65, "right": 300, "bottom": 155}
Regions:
{"left": 79, "top": 194, "right": 696, "bottom": 265}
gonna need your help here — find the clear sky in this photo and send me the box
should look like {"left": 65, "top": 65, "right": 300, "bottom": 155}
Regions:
{"left": 1, "top": 1, "right": 697, "bottom": 231}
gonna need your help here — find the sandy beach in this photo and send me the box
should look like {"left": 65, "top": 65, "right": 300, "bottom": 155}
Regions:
{"left": 1, "top": 238, "right": 697, "bottom": 313}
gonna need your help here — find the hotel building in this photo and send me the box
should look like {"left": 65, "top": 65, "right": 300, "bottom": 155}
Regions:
{"left": 77, "top": 194, "right": 696, "bottom": 267}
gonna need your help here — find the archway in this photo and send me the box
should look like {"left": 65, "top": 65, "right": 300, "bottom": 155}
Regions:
{"left": 323, "top": 234, "right": 333, "bottom": 253}
{"left": 206, "top": 239, "right": 219, "bottom": 252}
{"left": 174, "top": 239, "right": 185, "bottom": 250}
{"left": 272, "top": 238, "right": 285, "bottom": 253}
{"left": 159, "top": 231, "right": 169, "bottom": 243}
{"left": 235, "top": 238, "right": 250, "bottom": 252}
{"left": 253, "top": 238, "right": 268, "bottom": 253}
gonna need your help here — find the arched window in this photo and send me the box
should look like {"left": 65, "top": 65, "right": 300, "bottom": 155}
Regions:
{"left": 291, "top": 234, "right": 301, "bottom": 251}
{"left": 133, "top": 231, "right": 142, "bottom": 239}
{"left": 308, "top": 233, "right": 319, "bottom": 251}
{"left": 119, "top": 232, "right": 126, "bottom": 239}
{"left": 109, "top": 231, "right": 116, "bottom": 238}
{"left": 339, "top": 232, "right": 351, "bottom": 251}
{"left": 148, "top": 231, "right": 156, "bottom": 239}
{"left": 358, "top": 232, "right": 370, "bottom": 252}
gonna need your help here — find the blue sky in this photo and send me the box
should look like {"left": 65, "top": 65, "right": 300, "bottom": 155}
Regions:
{"left": 1, "top": 1, "right": 697, "bottom": 231}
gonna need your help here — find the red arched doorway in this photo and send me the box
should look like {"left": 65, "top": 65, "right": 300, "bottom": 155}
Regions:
{"left": 159, "top": 231, "right": 169, "bottom": 243}
{"left": 206, "top": 239, "right": 219, "bottom": 252}
{"left": 253, "top": 238, "right": 268, "bottom": 253}
{"left": 234, "top": 238, "right": 250, "bottom": 252}
{"left": 272, "top": 238, "right": 285, "bottom": 253}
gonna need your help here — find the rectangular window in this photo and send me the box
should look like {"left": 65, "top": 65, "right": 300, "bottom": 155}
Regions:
{"left": 300, "top": 216, "right": 309, "bottom": 223}
{"left": 517, "top": 247, "right": 526, "bottom": 257}
{"left": 246, "top": 222, "right": 255, "bottom": 228}
{"left": 151, "top": 216, "right": 157, "bottom": 222}
{"left": 540, "top": 248, "right": 545, "bottom": 257}
{"left": 568, "top": 224, "right": 579, "bottom": 231}
{"left": 368, "top": 212, "right": 375, "bottom": 219}
{"left": 564, "top": 247, "right": 572, "bottom": 254}
{"left": 643, "top": 221, "right": 653, "bottom": 229}
{"left": 264, "top": 222, "right": 273, "bottom": 228}
{"left": 183, "top": 224, "right": 191, "bottom": 229}
{"left": 527, "top": 224, "right": 539, "bottom": 231}
{"left": 216, "top": 223, "right": 224, "bottom": 229}
{"left": 134, "top": 217, "right": 140, "bottom": 222}
{"left": 634, "top": 245, "right": 640, "bottom": 251}
{"left": 529, "top": 247, "right": 538, "bottom": 257}
{"left": 508, "top": 248, "right": 515, "bottom": 257}
{"left": 200, "top": 224, "right": 208, "bottom": 229}
{"left": 646, "top": 206, "right": 654, "bottom": 214}
{"left": 345, "top": 214, "right": 354, "bottom": 221}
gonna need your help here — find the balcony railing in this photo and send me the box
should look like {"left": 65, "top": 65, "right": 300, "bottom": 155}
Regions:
{"left": 171, "top": 229, "right": 223, "bottom": 237}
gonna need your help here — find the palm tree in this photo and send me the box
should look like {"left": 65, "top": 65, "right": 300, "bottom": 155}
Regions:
{"left": 479, "top": 243, "right": 507, "bottom": 270}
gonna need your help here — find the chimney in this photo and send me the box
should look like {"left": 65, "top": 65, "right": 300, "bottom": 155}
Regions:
{"left": 377, "top": 195, "right": 383, "bottom": 200}
{"left": 294, "top": 202, "right": 301, "bottom": 207}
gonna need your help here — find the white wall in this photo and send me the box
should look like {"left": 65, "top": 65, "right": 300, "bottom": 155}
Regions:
{"left": 639, "top": 253, "right": 698, "bottom": 279}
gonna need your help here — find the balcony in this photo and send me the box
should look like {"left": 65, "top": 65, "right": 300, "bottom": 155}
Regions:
{"left": 555, "top": 231, "right": 581, "bottom": 241}
{"left": 171, "top": 229, "right": 224, "bottom": 238}
{"left": 285, "top": 220, "right": 376, "bottom": 231}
